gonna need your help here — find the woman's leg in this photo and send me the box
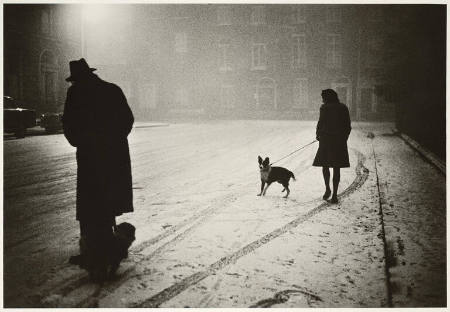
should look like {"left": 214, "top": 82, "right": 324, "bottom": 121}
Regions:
{"left": 330, "top": 167, "right": 340, "bottom": 203}
{"left": 322, "top": 167, "right": 331, "bottom": 199}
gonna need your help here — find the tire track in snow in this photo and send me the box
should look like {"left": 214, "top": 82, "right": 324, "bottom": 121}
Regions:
{"left": 39, "top": 149, "right": 317, "bottom": 308}
{"left": 38, "top": 192, "right": 242, "bottom": 308}
{"left": 249, "top": 288, "right": 322, "bottom": 308}
{"left": 134, "top": 148, "right": 368, "bottom": 308}
{"left": 80, "top": 167, "right": 317, "bottom": 306}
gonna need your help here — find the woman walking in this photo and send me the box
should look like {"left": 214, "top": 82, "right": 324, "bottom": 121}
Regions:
{"left": 313, "top": 89, "right": 351, "bottom": 203}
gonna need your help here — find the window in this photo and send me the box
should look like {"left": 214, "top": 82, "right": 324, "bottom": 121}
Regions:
{"left": 257, "top": 78, "right": 276, "bottom": 109}
{"left": 326, "top": 34, "right": 342, "bottom": 68}
{"left": 41, "top": 9, "right": 51, "bottom": 34}
{"left": 217, "top": 6, "right": 232, "bottom": 25}
{"left": 175, "top": 88, "right": 189, "bottom": 107}
{"left": 40, "top": 50, "right": 57, "bottom": 110}
{"left": 292, "top": 34, "right": 307, "bottom": 68}
{"left": 251, "top": 43, "right": 267, "bottom": 70}
{"left": 293, "top": 6, "right": 306, "bottom": 24}
{"left": 293, "top": 78, "right": 309, "bottom": 108}
{"left": 140, "top": 83, "right": 157, "bottom": 110}
{"left": 220, "top": 85, "right": 235, "bottom": 108}
{"left": 360, "top": 88, "right": 374, "bottom": 112}
{"left": 367, "top": 37, "right": 383, "bottom": 68}
{"left": 326, "top": 7, "right": 342, "bottom": 23}
{"left": 219, "top": 44, "right": 232, "bottom": 72}
{"left": 382, "top": 85, "right": 395, "bottom": 102}
{"left": 174, "top": 33, "right": 188, "bottom": 54}
{"left": 251, "top": 6, "right": 265, "bottom": 25}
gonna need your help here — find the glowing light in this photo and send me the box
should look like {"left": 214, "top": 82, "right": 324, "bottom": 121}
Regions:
{"left": 82, "top": 4, "right": 111, "bottom": 25}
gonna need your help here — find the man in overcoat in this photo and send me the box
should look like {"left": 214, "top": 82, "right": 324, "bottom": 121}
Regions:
{"left": 312, "top": 89, "right": 351, "bottom": 204}
{"left": 62, "top": 58, "right": 134, "bottom": 281}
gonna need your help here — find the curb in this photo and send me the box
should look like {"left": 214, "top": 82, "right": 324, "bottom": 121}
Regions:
{"left": 398, "top": 132, "right": 445, "bottom": 175}
{"left": 133, "top": 123, "right": 169, "bottom": 129}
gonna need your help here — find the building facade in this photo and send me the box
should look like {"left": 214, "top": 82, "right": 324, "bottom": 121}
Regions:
{"left": 4, "top": 4, "right": 396, "bottom": 120}
{"left": 4, "top": 4, "right": 82, "bottom": 114}
{"left": 125, "top": 4, "right": 395, "bottom": 121}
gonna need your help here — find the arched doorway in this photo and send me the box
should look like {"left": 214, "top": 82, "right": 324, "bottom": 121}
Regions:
{"left": 40, "top": 50, "right": 58, "bottom": 112}
{"left": 257, "top": 77, "right": 276, "bottom": 110}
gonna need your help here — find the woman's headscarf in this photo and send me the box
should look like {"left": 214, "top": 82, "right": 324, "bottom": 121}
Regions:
{"left": 321, "top": 89, "right": 339, "bottom": 104}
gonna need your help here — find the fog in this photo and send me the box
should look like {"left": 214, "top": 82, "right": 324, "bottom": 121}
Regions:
{"left": 4, "top": 4, "right": 446, "bottom": 128}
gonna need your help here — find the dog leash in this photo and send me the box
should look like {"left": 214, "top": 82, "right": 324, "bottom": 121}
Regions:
{"left": 270, "top": 140, "right": 318, "bottom": 166}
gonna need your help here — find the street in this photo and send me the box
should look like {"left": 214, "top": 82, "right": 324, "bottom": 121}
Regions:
{"left": 3, "top": 120, "right": 446, "bottom": 308}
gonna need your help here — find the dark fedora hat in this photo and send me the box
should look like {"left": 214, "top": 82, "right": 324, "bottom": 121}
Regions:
{"left": 65, "top": 58, "right": 97, "bottom": 82}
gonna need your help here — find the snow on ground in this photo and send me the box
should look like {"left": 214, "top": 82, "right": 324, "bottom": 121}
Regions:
{"left": 3, "top": 120, "right": 446, "bottom": 308}
{"left": 372, "top": 131, "right": 446, "bottom": 307}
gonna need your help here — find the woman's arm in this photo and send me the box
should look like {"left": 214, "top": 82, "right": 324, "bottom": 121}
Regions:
{"left": 316, "top": 105, "right": 326, "bottom": 141}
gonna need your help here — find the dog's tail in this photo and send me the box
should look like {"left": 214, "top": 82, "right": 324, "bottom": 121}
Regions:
{"left": 290, "top": 171, "right": 296, "bottom": 181}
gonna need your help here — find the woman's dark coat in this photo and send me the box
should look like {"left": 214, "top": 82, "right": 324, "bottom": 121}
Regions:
{"left": 62, "top": 75, "right": 134, "bottom": 224}
{"left": 313, "top": 101, "right": 351, "bottom": 168}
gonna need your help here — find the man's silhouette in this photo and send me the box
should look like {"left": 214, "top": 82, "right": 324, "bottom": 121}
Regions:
{"left": 62, "top": 58, "right": 134, "bottom": 282}
{"left": 313, "top": 89, "right": 351, "bottom": 204}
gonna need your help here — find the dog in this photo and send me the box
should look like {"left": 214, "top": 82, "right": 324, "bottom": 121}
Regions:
{"left": 69, "top": 222, "right": 136, "bottom": 281}
{"left": 258, "top": 156, "right": 296, "bottom": 198}
{"left": 108, "top": 222, "right": 136, "bottom": 276}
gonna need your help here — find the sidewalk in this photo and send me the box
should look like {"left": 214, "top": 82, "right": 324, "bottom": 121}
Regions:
{"left": 363, "top": 125, "right": 446, "bottom": 307}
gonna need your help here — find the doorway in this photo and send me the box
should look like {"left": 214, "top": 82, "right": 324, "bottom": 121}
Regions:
{"left": 257, "top": 78, "right": 276, "bottom": 110}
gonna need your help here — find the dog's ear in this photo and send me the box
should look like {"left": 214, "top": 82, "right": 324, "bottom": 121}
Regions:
{"left": 263, "top": 157, "right": 270, "bottom": 166}
{"left": 258, "top": 156, "right": 262, "bottom": 164}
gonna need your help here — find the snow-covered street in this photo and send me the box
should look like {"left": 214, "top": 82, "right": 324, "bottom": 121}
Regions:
{"left": 3, "top": 120, "right": 446, "bottom": 308}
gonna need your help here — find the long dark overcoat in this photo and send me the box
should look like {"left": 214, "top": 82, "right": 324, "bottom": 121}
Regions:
{"left": 62, "top": 75, "right": 134, "bottom": 225}
{"left": 312, "top": 102, "right": 351, "bottom": 168}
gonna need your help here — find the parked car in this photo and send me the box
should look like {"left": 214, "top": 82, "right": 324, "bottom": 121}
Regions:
{"left": 4, "top": 96, "right": 36, "bottom": 138}
{"left": 40, "top": 112, "right": 63, "bottom": 133}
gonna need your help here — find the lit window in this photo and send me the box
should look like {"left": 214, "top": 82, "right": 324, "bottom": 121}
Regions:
{"left": 326, "top": 34, "right": 342, "bottom": 68}
{"left": 293, "top": 78, "right": 309, "bottom": 108}
{"left": 175, "top": 33, "right": 188, "bottom": 54}
{"left": 251, "top": 43, "right": 267, "bottom": 70}
{"left": 217, "top": 6, "right": 232, "bottom": 25}
{"left": 251, "top": 6, "right": 265, "bottom": 25}
{"left": 219, "top": 44, "right": 232, "bottom": 72}
{"left": 292, "top": 34, "right": 307, "bottom": 68}
{"left": 326, "top": 7, "right": 342, "bottom": 23}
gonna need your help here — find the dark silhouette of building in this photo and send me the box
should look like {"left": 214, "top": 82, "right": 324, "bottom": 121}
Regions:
{"left": 385, "top": 5, "right": 446, "bottom": 159}
{"left": 4, "top": 4, "right": 82, "bottom": 114}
